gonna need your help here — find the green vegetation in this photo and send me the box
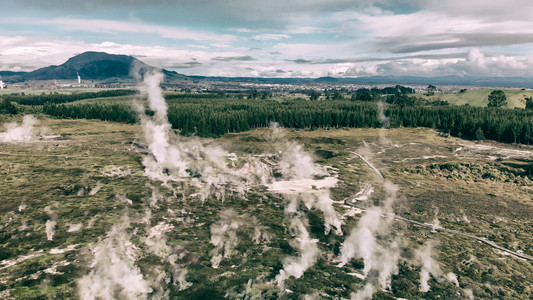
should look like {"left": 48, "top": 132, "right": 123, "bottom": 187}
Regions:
{"left": 3, "top": 89, "right": 137, "bottom": 106}
{"left": 0, "top": 98, "right": 17, "bottom": 114}
{"left": 41, "top": 96, "right": 533, "bottom": 144}
{"left": 487, "top": 90, "right": 508, "bottom": 108}
{"left": 420, "top": 88, "right": 533, "bottom": 108}
{"left": 2, "top": 86, "right": 532, "bottom": 146}
{"left": 0, "top": 116, "right": 532, "bottom": 299}
{"left": 526, "top": 96, "right": 533, "bottom": 110}
{"left": 43, "top": 103, "right": 137, "bottom": 124}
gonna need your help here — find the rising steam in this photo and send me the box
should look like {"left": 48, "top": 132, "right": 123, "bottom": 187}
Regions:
{"left": 275, "top": 216, "right": 319, "bottom": 288}
{"left": 1, "top": 115, "right": 38, "bottom": 142}
{"left": 415, "top": 241, "right": 460, "bottom": 292}
{"left": 270, "top": 123, "right": 342, "bottom": 235}
{"left": 337, "top": 104, "right": 403, "bottom": 298}
{"left": 44, "top": 206, "right": 57, "bottom": 241}
{"left": 209, "top": 209, "right": 241, "bottom": 269}
{"left": 338, "top": 181, "right": 401, "bottom": 292}
{"left": 137, "top": 73, "right": 188, "bottom": 181}
{"left": 78, "top": 216, "right": 152, "bottom": 300}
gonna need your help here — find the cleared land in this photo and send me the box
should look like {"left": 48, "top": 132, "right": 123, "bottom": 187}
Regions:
{"left": 420, "top": 88, "right": 533, "bottom": 108}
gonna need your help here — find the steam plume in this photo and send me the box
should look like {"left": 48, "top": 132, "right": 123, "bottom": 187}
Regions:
{"left": 276, "top": 216, "right": 319, "bottom": 288}
{"left": 351, "top": 283, "right": 374, "bottom": 300}
{"left": 415, "top": 241, "right": 442, "bottom": 292}
{"left": 137, "top": 73, "right": 188, "bottom": 181}
{"left": 270, "top": 123, "right": 342, "bottom": 235}
{"left": 78, "top": 215, "right": 152, "bottom": 300}
{"left": 338, "top": 181, "right": 401, "bottom": 291}
{"left": 210, "top": 210, "right": 241, "bottom": 268}
{"left": 1, "top": 115, "right": 38, "bottom": 142}
{"left": 44, "top": 206, "right": 57, "bottom": 241}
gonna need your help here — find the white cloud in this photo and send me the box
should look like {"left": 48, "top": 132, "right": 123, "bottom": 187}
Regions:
{"left": 2, "top": 17, "right": 238, "bottom": 42}
{"left": 3, "top": 1, "right": 533, "bottom": 78}
{"left": 331, "top": 48, "right": 533, "bottom": 77}
{"left": 253, "top": 34, "right": 291, "bottom": 41}
{"left": 0, "top": 36, "right": 243, "bottom": 73}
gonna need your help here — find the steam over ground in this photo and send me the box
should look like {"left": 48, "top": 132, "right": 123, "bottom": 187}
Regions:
{"left": 1, "top": 72, "right": 532, "bottom": 299}
{"left": 0, "top": 115, "right": 38, "bottom": 142}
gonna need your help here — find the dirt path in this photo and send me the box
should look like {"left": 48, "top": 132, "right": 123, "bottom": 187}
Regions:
{"left": 344, "top": 152, "right": 383, "bottom": 203}
{"left": 344, "top": 152, "right": 533, "bottom": 262}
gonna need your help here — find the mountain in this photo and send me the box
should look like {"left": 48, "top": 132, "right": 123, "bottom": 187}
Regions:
{"left": 20, "top": 51, "right": 158, "bottom": 81}
{"left": 0, "top": 71, "right": 27, "bottom": 77}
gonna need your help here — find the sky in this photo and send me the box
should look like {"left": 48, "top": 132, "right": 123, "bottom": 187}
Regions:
{"left": 1, "top": 0, "right": 533, "bottom": 78}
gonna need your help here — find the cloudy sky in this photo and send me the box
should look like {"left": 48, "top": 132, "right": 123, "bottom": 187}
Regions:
{"left": 1, "top": 0, "right": 533, "bottom": 77}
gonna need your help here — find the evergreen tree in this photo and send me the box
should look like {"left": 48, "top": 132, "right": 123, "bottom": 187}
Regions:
{"left": 525, "top": 96, "right": 533, "bottom": 110}
{"left": 0, "top": 98, "right": 17, "bottom": 114}
{"left": 475, "top": 128, "right": 485, "bottom": 140}
{"left": 487, "top": 90, "right": 507, "bottom": 108}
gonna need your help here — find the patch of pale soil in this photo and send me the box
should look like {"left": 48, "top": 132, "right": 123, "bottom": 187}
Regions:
{"left": 0, "top": 250, "right": 44, "bottom": 270}
{"left": 267, "top": 177, "right": 338, "bottom": 195}
{"left": 49, "top": 244, "right": 78, "bottom": 254}
{"left": 341, "top": 206, "right": 364, "bottom": 219}
{"left": 346, "top": 272, "right": 366, "bottom": 280}
{"left": 458, "top": 142, "right": 533, "bottom": 158}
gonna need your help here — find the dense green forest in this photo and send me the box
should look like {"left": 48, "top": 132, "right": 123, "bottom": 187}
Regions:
{"left": 1, "top": 89, "right": 532, "bottom": 145}
{"left": 40, "top": 96, "right": 533, "bottom": 144}
{"left": 3, "top": 89, "right": 137, "bottom": 106}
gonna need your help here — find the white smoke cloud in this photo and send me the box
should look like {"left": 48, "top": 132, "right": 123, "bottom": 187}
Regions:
{"left": 136, "top": 72, "right": 274, "bottom": 204}
{"left": 1, "top": 115, "right": 38, "bottom": 142}
{"left": 209, "top": 209, "right": 241, "bottom": 269}
{"left": 142, "top": 220, "right": 192, "bottom": 292}
{"left": 137, "top": 72, "right": 189, "bottom": 181}
{"left": 447, "top": 272, "right": 460, "bottom": 287}
{"left": 414, "top": 241, "right": 462, "bottom": 293}
{"left": 270, "top": 123, "right": 342, "bottom": 235}
{"left": 415, "top": 241, "right": 442, "bottom": 293}
{"left": 88, "top": 182, "right": 103, "bottom": 196}
{"left": 338, "top": 181, "right": 401, "bottom": 292}
{"left": 463, "top": 288, "right": 475, "bottom": 299}
{"left": 338, "top": 207, "right": 381, "bottom": 272}
{"left": 44, "top": 206, "right": 57, "bottom": 241}
{"left": 337, "top": 98, "right": 401, "bottom": 299}
{"left": 67, "top": 223, "right": 83, "bottom": 232}
{"left": 46, "top": 220, "right": 57, "bottom": 241}
{"left": 351, "top": 283, "right": 374, "bottom": 300}
{"left": 250, "top": 217, "right": 272, "bottom": 245}
{"left": 303, "top": 191, "right": 343, "bottom": 235}
{"left": 276, "top": 216, "right": 320, "bottom": 288}
{"left": 78, "top": 215, "right": 152, "bottom": 300}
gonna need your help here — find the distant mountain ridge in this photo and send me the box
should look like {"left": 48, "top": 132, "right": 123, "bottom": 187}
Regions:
{"left": 0, "top": 51, "right": 186, "bottom": 82}
{"left": 25, "top": 51, "right": 157, "bottom": 80}
{"left": 1, "top": 52, "right": 532, "bottom": 88}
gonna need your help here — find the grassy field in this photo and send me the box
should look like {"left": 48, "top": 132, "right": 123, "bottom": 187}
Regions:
{"left": 419, "top": 89, "right": 533, "bottom": 108}
{"left": 0, "top": 115, "right": 532, "bottom": 299}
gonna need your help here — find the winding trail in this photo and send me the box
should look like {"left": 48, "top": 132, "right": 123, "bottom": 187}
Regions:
{"left": 344, "top": 152, "right": 384, "bottom": 203}
{"left": 344, "top": 152, "right": 533, "bottom": 262}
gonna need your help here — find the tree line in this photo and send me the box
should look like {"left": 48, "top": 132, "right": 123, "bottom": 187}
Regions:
{"left": 3, "top": 89, "right": 137, "bottom": 106}
{"left": 40, "top": 96, "right": 533, "bottom": 144}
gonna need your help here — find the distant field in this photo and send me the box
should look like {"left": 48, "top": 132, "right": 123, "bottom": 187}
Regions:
{"left": 419, "top": 89, "right": 533, "bottom": 108}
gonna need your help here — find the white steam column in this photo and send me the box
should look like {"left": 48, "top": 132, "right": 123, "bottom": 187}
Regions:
{"left": 0, "top": 80, "right": 4, "bottom": 90}
{"left": 77, "top": 73, "right": 81, "bottom": 84}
